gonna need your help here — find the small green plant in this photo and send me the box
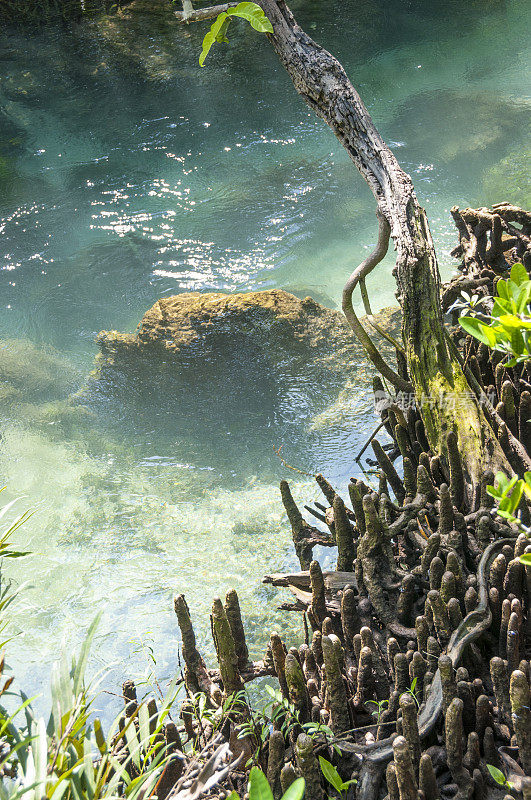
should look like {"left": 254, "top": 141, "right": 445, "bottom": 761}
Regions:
{"left": 239, "top": 686, "right": 342, "bottom": 755}
{"left": 459, "top": 263, "right": 531, "bottom": 366}
{"left": 237, "top": 685, "right": 301, "bottom": 768}
{"left": 300, "top": 721, "right": 341, "bottom": 755}
{"left": 0, "top": 492, "right": 32, "bottom": 561}
{"left": 0, "top": 492, "right": 32, "bottom": 649}
{"left": 0, "top": 497, "right": 182, "bottom": 800}
{"left": 400, "top": 677, "right": 419, "bottom": 708}
{"left": 448, "top": 289, "right": 486, "bottom": 315}
{"left": 129, "top": 631, "right": 168, "bottom": 703}
{"left": 199, "top": 2, "right": 273, "bottom": 66}
{"left": 227, "top": 766, "right": 305, "bottom": 800}
{"left": 183, "top": 689, "right": 251, "bottom": 756}
{"left": 261, "top": 685, "right": 301, "bottom": 738}
{"left": 486, "top": 472, "right": 531, "bottom": 566}
{"left": 486, "top": 764, "right": 514, "bottom": 790}
{"left": 236, "top": 685, "right": 344, "bottom": 769}
{"left": 487, "top": 471, "right": 530, "bottom": 521}
{"left": 318, "top": 756, "right": 356, "bottom": 799}
{"left": 366, "top": 699, "right": 388, "bottom": 724}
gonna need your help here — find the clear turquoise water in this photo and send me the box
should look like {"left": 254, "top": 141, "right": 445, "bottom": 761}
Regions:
{"left": 0, "top": 0, "right": 529, "bottom": 705}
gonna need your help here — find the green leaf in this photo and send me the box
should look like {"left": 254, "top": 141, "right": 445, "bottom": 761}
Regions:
{"left": 199, "top": 12, "right": 231, "bottom": 66}
{"left": 73, "top": 612, "right": 101, "bottom": 696}
{"left": 508, "top": 327, "right": 525, "bottom": 358}
{"left": 516, "top": 281, "right": 531, "bottom": 313}
{"left": 216, "top": 16, "right": 231, "bottom": 42}
{"left": 158, "top": 673, "right": 183, "bottom": 723}
{"left": 507, "top": 279, "right": 521, "bottom": 305}
{"left": 318, "top": 756, "right": 344, "bottom": 794}
{"left": 50, "top": 780, "right": 71, "bottom": 800}
{"left": 486, "top": 764, "right": 507, "bottom": 786}
{"left": 510, "top": 262, "right": 528, "bottom": 286}
{"left": 138, "top": 703, "right": 150, "bottom": 749}
{"left": 265, "top": 685, "right": 283, "bottom": 702}
{"left": 226, "top": 792, "right": 241, "bottom": 800}
{"left": 199, "top": 3, "right": 272, "bottom": 67}
{"left": 498, "top": 313, "right": 531, "bottom": 330}
{"left": 507, "top": 480, "right": 524, "bottom": 514}
{"left": 459, "top": 316, "right": 494, "bottom": 346}
{"left": 124, "top": 718, "right": 141, "bottom": 770}
{"left": 248, "top": 767, "right": 274, "bottom": 800}
{"left": 519, "top": 553, "right": 531, "bottom": 566}
{"left": 458, "top": 315, "right": 483, "bottom": 338}
{"left": 280, "top": 777, "right": 305, "bottom": 800}
{"left": 93, "top": 717, "right": 107, "bottom": 755}
{"left": 481, "top": 323, "right": 499, "bottom": 347}
{"left": 496, "top": 279, "right": 508, "bottom": 300}
{"left": 33, "top": 718, "right": 47, "bottom": 795}
{"left": 494, "top": 472, "right": 514, "bottom": 494}
{"left": 493, "top": 293, "right": 512, "bottom": 313}
{"left": 227, "top": 2, "right": 273, "bottom": 32}
{"left": 410, "top": 677, "right": 417, "bottom": 693}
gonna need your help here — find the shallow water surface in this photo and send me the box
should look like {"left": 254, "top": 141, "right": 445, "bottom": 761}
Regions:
{"left": 0, "top": 0, "right": 529, "bottom": 703}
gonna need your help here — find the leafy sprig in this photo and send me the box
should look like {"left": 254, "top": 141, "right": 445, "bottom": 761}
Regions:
{"left": 486, "top": 471, "right": 531, "bottom": 566}
{"left": 486, "top": 764, "right": 514, "bottom": 790}
{"left": 318, "top": 757, "right": 356, "bottom": 799}
{"left": 199, "top": 2, "right": 273, "bottom": 66}
{"left": 459, "top": 263, "right": 531, "bottom": 366}
{"left": 227, "top": 766, "right": 305, "bottom": 800}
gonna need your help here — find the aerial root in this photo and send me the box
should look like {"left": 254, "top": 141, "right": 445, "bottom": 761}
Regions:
{"left": 342, "top": 210, "right": 412, "bottom": 393}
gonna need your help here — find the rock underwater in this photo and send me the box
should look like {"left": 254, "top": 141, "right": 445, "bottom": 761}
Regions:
{"left": 85, "top": 289, "right": 400, "bottom": 418}
{"left": 0, "top": 338, "right": 96, "bottom": 438}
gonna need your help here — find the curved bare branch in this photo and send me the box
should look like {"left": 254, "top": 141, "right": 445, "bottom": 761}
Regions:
{"left": 342, "top": 211, "right": 411, "bottom": 392}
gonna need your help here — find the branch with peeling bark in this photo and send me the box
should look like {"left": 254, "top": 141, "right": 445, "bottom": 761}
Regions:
{"left": 174, "top": 1, "right": 237, "bottom": 22}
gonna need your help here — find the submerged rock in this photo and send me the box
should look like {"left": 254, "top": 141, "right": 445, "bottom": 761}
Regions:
{"left": 89, "top": 290, "right": 400, "bottom": 415}
{"left": 97, "top": 290, "right": 358, "bottom": 365}
{"left": 391, "top": 90, "right": 530, "bottom": 164}
{"left": 0, "top": 339, "right": 97, "bottom": 439}
{"left": 0, "top": 338, "right": 81, "bottom": 405}
{"left": 79, "top": 289, "right": 401, "bottom": 442}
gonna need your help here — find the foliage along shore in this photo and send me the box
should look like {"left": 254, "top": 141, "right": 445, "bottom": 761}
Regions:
{"left": 0, "top": 203, "right": 530, "bottom": 800}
